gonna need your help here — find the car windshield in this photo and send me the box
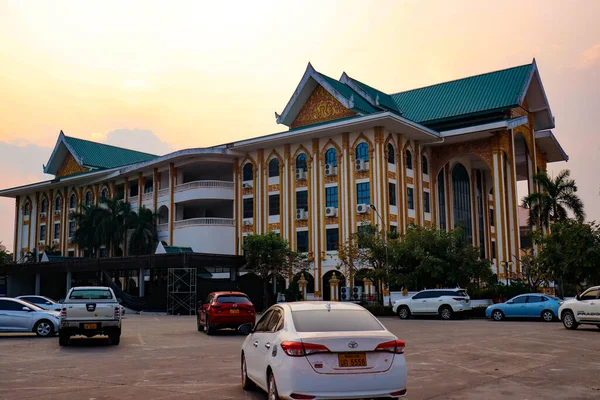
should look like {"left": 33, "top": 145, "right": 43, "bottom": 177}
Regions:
{"left": 69, "top": 289, "right": 113, "bottom": 300}
{"left": 292, "top": 309, "right": 385, "bottom": 332}
{"left": 215, "top": 295, "right": 251, "bottom": 304}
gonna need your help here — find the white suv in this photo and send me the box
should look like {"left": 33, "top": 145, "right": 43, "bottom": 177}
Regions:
{"left": 559, "top": 286, "right": 600, "bottom": 330}
{"left": 392, "top": 289, "right": 471, "bottom": 320}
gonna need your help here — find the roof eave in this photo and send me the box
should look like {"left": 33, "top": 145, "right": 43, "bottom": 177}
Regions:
{"left": 535, "top": 130, "right": 568, "bottom": 163}
{"left": 519, "top": 59, "right": 556, "bottom": 131}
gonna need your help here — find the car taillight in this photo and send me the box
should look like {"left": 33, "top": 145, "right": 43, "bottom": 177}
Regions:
{"left": 453, "top": 297, "right": 465, "bottom": 301}
{"left": 280, "top": 341, "right": 330, "bottom": 357}
{"left": 114, "top": 306, "right": 120, "bottom": 320}
{"left": 291, "top": 394, "right": 316, "bottom": 399}
{"left": 391, "top": 389, "right": 407, "bottom": 396}
{"left": 60, "top": 307, "right": 67, "bottom": 319}
{"left": 375, "top": 339, "right": 405, "bottom": 354}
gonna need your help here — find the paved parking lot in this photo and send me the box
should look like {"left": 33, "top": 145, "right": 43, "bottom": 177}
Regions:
{"left": 1, "top": 314, "right": 599, "bottom": 400}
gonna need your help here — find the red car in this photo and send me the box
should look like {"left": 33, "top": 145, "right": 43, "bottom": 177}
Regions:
{"left": 197, "top": 291, "right": 256, "bottom": 335}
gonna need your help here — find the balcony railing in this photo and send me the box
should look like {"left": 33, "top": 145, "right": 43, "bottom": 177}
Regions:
{"left": 158, "top": 188, "right": 169, "bottom": 197}
{"left": 174, "top": 218, "right": 235, "bottom": 228}
{"left": 175, "top": 180, "right": 234, "bottom": 192}
{"left": 157, "top": 223, "right": 168, "bottom": 232}
{"left": 142, "top": 192, "right": 153, "bottom": 202}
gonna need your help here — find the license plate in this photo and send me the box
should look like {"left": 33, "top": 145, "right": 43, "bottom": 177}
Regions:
{"left": 229, "top": 309, "right": 239, "bottom": 314}
{"left": 338, "top": 353, "right": 367, "bottom": 367}
{"left": 83, "top": 323, "right": 97, "bottom": 329}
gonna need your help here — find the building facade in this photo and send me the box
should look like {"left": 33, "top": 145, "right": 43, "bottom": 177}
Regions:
{"left": 0, "top": 59, "right": 568, "bottom": 299}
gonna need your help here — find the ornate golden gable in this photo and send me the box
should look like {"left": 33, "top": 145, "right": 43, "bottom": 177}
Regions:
{"left": 291, "top": 85, "right": 356, "bottom": 129}
{"left": 56, "top": 152, "right": 89, "bottom": 178}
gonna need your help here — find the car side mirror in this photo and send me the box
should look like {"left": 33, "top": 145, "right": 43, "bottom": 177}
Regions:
{"left": 22, "top": 307, "right": 33, "bottom": 312}
{"left": 238, "top": 323, "right": 253, "bottom": 335}
{"left": 576, "top": 295, "right": 580, "bottom": 301}
{"left": 507, "top": 300, "right": 514, "bottom": 304}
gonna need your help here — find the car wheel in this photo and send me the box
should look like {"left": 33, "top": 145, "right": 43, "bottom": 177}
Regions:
{"left": 492, "top": 310, "right": 504, "bottom": 321}
{"left": 34, "top": 320, "right": 54, "bottom": 337}
{"left": 541, "top": 310, "right": 555, "bottom": 322}
{"left": 268, "top": 372, "right": 280, "bottom": 400}
{"left": 397, "top": 306, "right": 411, "bottom": 320}
{"left": 197, "top": 316, "right": 204, "bottom": 332}
{"left": 596, "top": 325, "right": 600, "bottom": 330}
{"left": 439, "top": 306, "right": 453, "bottom": 320}
{"left": 241, "top": 354, "right": 256, "bottom": 391}
{"left": 59, "top": 331, "right": 70, "bottom": 346}
{"left": 109, "top": 329, "right": 121, "bottom": 345}
{"left": 206, "top": 315, "right": 215, "bottom": 335}
{"left": 562, "top": 311, "right": 578, "bottom": 330}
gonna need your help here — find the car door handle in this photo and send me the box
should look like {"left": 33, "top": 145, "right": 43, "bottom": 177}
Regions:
{"left": 253, "top": 341, "right": 259, "bottom": 348}
{"left": 265, "top": 342, "right": 271, "bottom": 349}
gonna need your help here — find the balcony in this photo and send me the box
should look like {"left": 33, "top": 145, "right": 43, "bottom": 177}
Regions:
{"left": 174, "top": 217, "right": 235, "bottom": 228}
{"left": 174, "top": 180, "right": 234, "bottom": 203}
{"left": 172, "top": 217, "right": 235, "bottom": 255}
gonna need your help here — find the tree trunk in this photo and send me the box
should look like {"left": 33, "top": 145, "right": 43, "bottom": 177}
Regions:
{"left": 263, "top": 278, "right": 270, "bottom": 312}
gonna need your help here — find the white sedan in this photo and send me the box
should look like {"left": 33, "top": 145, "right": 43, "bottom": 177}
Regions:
{"left": 240, "top": 302, "right": 407, "bottom": 399}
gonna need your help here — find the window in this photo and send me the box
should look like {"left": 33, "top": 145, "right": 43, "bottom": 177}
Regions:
{"left": 55, "top": 197, "right": 61, "bottom": 211}
{"left": 355, "top": 142, "right": 369, "bottom": 161}
{"left": 356, "top": 182, "right": 370, "bottom": 205}
{"left": 512, "top": 296, "right": 527, "bottom": 304}
{"left": 23, "top": 202, "right": 30, "bottom": 216}
{"left": 580, "top": 288, "right": 600, "bottom": 301}
{"left": 69, "top": 194, "right": 76, "bottom": 209}
{"left": 424, "top": 192, "right": 430, "bottom": 213}
{"left": 0, "top": 299, "right": 40, "bottom": 311}
{"left": 296, "top": 190, "right": 308, "bottom": 211}
{"left": 326, "top": 228, "right": 339, "bottom": 251}
{"left": 269, "top": 194, "right": 280, "bottom": 216}
{"left": 85, "top": 191, "right": 92, "bottom": 206}
{"left": 143, "top": 180, "right": 153, "bottom": 194}
{"left": 491, "top": 241, "right": 496, "bottom": 259}
{"left": 490, "top": 209, "right": 495, "bottom": 226}
{"left": 101, "top": 188, "right": 108, "bottom": 200}
{"left": 452, "top": 164, "right": 472, "bottom": 239}
{"left": 69, "top": 221, "right": 75, "bottom": 238}
{"left": 268, "top": 158, "right": 280, "bottom": 178}
{"left": 242, "top": 163, "right": 253, "bottom": 181}
{"left": 68, "top": 250, "right": 75, "bottom": 257}
{"left": 129, "top": 184, "right": 138, "bottom": 197}
{"left": 291, "top": 309, "right": 384, "bottom": 332}
{"left": 69, "top": 289, "right": 112, "bottom": 300}
{"left": 243, "top": 198, "right": 254, "bottom": 219}
{"left": 99, "top": 248, "right": 107, "bottom": 258}
{"left": 295, "top": 153, "right": 307, "bottom": 171}
{"left": 527, "top": 295, "right": 543, "bottom": 303}
{"left": 325, "top": 186, "right": 338, "bottom": 208}
{"left": 254, "top": 310, "right": 274, "bottom": 332}
{"left": 325, "top": 148, "right": 337, "bottom": 166}
{"left": 422, "top": 155, "right": 429, "bottom": 175}
{"left": 215, "top": 295, "right": 251, "bottom": 304}
{"left": 390, "top": 225, "right": 398, "bottom": 234}
{"left": 413, "top": 291, "right": 439, "bottom": 299}
{"left": 437, "top": 171, "right": 446, "bottom": 230}
{"left": 266, "top": 310, "right": 283, "bottom": 332}
{"left": 389, "top": 183, "right": 396, "bottom": 206}
{"left": 406, "top": 150, "right": 413, "bottom": 170}
{"left": 296, "top": 231, "right": 309, "bottom": 253}
{"left": 40, "top": 199, "right": 47, "bottom": 213}
{"left": 40, "top": 225, "right": 46, "bottom": 241}
{"left": 387, "top": 143, "right": 395, "bottom": 164}
{"left": 407, "top": 187, "right": 414, "bottom": 210}
{"left": 54, "top": 223, "right": 60, "bottom": 240}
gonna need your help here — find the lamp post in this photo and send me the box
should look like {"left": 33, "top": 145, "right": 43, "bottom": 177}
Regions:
{"left": 500, "top": 261, "right": 513, "bottom": 286}
{"left": 369, "top": 204, "right": 389, "bottom": 286}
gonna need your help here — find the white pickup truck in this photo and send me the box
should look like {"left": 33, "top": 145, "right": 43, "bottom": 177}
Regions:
{"left": 59, "top": 286, "right": 122, "bottom": 346}
{"left": 559, "top": 285, "right": 600, "bottom": 330}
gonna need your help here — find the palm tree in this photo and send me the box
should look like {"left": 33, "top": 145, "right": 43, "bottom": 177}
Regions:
{"left": 98, "top": 198, "right": 133, "bottom": 257}
{"left": 128, "top": 206, "right": 158, "bottom": 256}
{"left": 521, "top": 169, "right": 585, "bottom": 229}
{"left": 70, "top": 204, "right": 106, "bottom": 257}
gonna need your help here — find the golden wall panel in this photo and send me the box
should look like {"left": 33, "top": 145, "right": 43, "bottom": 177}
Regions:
{"left": 324, "top": 176, "right": 337, "bottom": 184}
{"left": 291, "top": 85, "right": 356, "bottom": 129}
{"left": 325, "top": 217, "right": 339, "bottom": 225}
{"left": 423, "top": 181, "right": 430, "bottom": 189}
{"left": 406, "top": 176, "right": 414, "bottom": 185}
{"left": 356, "top": 213, "right": 371, "bottom": 222}
{"left": 242, "top": 188, "right": 254, "bottom": 196}
{"left": 296, "top": 181, "right": 308, "bottom": 188}
{"left": 268, "top": 184, "right": 280, "bottom": 192}
{"left": 268, "top": 223, "right": 281, "bottom": 231}
{"left": 389, "top": 214, "right": 398, "bottom": 222}
{"left": 356, "top": 170, "right": 369, "bottom": 180}
{"left": 56, "top": 152, "right": 88, "bottom": 178}
{"left": 242, "top": 225, "right": 254, "bottom": 233}
{"left": 295, "top": 220, "right": 309, "bottom": 228}
{"left": 387, "top": 171, "right": 396, "bottom": 180}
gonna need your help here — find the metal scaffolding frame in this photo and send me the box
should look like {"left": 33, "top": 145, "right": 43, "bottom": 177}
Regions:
{"left": 167, "top": 268, "right": 197, "bottom": 316}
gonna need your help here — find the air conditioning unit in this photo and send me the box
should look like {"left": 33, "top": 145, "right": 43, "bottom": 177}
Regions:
{"left": 356, "top": 204, "right": 370, "bottom": 214}
{"left": 352, "top": 286, "right": 363, "bottom": 301}
{"left": 325, "top": 207, "right": 337, "bottom": 217}
{"left": 243, "top": 219, "right": 253, "bottom": 226}
{"left": 54, "top": 210, "right": 61, "bottom": 216}
{"left": 53, "top": 239, "right": 59, "bottom": 245}
{"left": 242, "top": 182, "right": 253, "bottom": 189}
{"left": 324, "top": 164, "right": 337, "bottom": 176}
{"left": 341, "top": 286, "right": 349, "bottom": 301}
{"left": 295, "top": 169, "right": 307, "bottom": 181}
{"left": 38, "top": 240, "right": 45, "bottom": 246}
{"left": 355, "top": 159, "right": 368, "bottom": 172}
{"left": 296, "top": 209, "right": 307, "bottom": 221}
{"left": 40, "top": 212, "right": 47, "bottom": 218}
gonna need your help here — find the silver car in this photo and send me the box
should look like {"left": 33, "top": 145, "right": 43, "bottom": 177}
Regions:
{"left": 17, "top": 295, "right": 62, "bottom": 312}
{"left": 0, "top": 298, "right": 60, "bottom": 337}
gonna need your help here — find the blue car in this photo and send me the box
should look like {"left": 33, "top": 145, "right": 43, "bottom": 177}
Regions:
{"left": 485, "top": 293, "right": 562, "bottom": 322}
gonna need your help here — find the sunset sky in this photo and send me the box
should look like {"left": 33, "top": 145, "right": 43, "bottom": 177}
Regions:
{"left": 1, "top": 0, "right": 599, "bottom": 251}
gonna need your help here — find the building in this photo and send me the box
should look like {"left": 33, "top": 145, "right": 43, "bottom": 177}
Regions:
{"left": 0, "top": 59, "right": 568, "bottom": 300}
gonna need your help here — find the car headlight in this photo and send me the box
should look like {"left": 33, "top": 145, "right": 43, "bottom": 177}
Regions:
{"left": 558, "top": 301, "right": 564, "bottom": 306}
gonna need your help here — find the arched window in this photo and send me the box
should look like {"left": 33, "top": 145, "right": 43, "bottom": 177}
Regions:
{"left": 387, "top": 143, "right": 395, "bottom": 164}
{"left": 23, "top": 202, "right": 30, "bottom": 216}
{"left": 55, "top": 197, "right": 61, "bottom": 211}
{"left": 101, "top": 188, "right": 108, "bottom": 201}
{"left": 40, "top": 199, "right": 47, "bottom": 213}
{"left": 422, "top": 155, "right": 429, "bottom": 175}
{"left": 452, "top": 163, "right": 472, "bottom": 239}
{"left": 69, "top": 194, "right": 76, "bottom": 209}
{"left": 295, "top": 153, "right": 307, "bottom": 171}
{"left": 158, "top": 205, "right": 169, "bottom": 224}
{"left": 437, "top": 170, "right": 446, "bottom": 231}
{"left": 325, "top": 148, "right": 337, "bottom": 167}
{"left": 355, "top": 142, "right": 369, "bottom": 161}
{"left": 85, "top": 191, "right": 92, "bottom": 206}
{"left": 406, "top": 150, "right": 413, "bottom": 170}
{"left": 242, "top": 163, "right": 253, "bottom": 181}
{"left": 268, "top": 158, "right": 280, "bottom": 178}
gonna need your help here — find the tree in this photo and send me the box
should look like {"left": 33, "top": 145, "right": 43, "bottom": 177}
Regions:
{"left": 534, "top": 219, "right": 600, "bottom": 293}
{"left": 521, "top": 169, "right": 585, "bottom": 229}
{"left": 43, "top": 245, "right": 61, "bottom": 256}
{"left": 98, "top": 198, "right": 133, "bottom": 256}
{"left": 519, "top": 251, "right": 550, "bottom": 292}
{"left": 0, "top": 242, "right": 13, "bottom": 266}
{"left": 242, "top": 232, "right": 302, "bottom": 309}
{"left": 70, "top": 204, "right": 106, "bottom": 257}
{"left": 127, "top": 206, "right": 158, "bottom": 256}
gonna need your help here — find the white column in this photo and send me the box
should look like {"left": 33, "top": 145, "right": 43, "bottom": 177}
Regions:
{"left": 493, "top": 152, "right": 509, "bottom": 265}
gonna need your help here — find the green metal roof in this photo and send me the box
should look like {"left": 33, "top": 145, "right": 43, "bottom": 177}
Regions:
{"left": 64, "top": 136, "right": 158, "bottom": 170}
{"left": 391, "top": 64, "right": 532, "bottom": 124}
{"left": 163, "top": 245, "right": 194, "bottom": 254}
{"left": 317, "top": 73, "right": 380, "bottom": 114}
{"left": 348, "top": 77, "right": 402, "bottom": 114}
